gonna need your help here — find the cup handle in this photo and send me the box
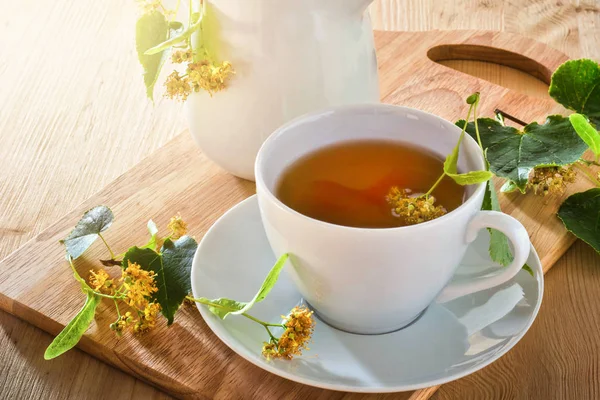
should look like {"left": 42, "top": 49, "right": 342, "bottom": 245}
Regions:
{"left": 436, "top": 211, "right": 531, "bottom": 303}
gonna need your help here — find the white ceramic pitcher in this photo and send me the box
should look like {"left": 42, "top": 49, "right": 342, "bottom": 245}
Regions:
{"left": 186, "top": 0, "right": 380, "bottom": 181}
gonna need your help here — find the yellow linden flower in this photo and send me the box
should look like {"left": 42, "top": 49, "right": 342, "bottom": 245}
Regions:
{"left": 88, "top": 269, "right": 113, "bottom": 293}
{"left": 527, "top": 166, "right": 576, "bottom": 196}
{"left": 122, "top": 262, "right": 159, "bottom": 309}
{"left": 137, "top": 0, "right": 162, "bottom": 14}
{"left": 132, "top": 302, "right": 162, "bottom": 335}
{"left": 386, "top": 187, "right": 447, "bottom": 225}
{"left": 262, "top": 306, "right": 315, "bottom": 360}
{"left": 186, "top": 60, "right": 234, "bottom": 96}
{"left": 164, "top": 71, "right": 191, "bottom": 101}
{"left": 171, "top": 49, "right": 193, "bottom": 64}
{"left": 168, "top": 214, "right": 188, "bottom": 239}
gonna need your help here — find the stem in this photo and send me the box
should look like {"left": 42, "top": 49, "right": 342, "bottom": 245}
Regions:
{"left": 94, "top": 291, "right": 125, "bottom": 300}
{"left": 113, "top": 299, "right": 121, "bottom": 319}
{"left": 68, "top": 256, "right": 90, "bottom": 288}
{"left": 473, "top": 98, "right": 484, "bottom": 151}
{"left": 173, "top": 0, "right": 181, "bottom": 20}
{"left": 494, "top": 109, "right": 528, "bottom": 127}
{"left": 264, "top": 326, "right": 278, "bottom": 343}
{"left": 98, "top": 233, "right": 115, "bottom": 260}
{"left": 425, "top": 173, "right": 446, "bottom": 197}
{"left": 243, "top": 312, "right": 284, "bottom": 328}
{"left": 424, "top": 99, "right": 476, "bottom": 198}
{"left": 579, "top": 158, "right": 600, "bottom": 167}
{"left": 573, "top": 162, "right": 600, "bottom": 187}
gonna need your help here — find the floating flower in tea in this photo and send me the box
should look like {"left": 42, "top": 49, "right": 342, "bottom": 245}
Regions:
{"left": 386, "top": 187, "right": 447, "bottom": 225}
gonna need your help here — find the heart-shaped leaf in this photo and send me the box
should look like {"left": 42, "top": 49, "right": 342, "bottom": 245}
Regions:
{"left": 458, "top": 116, "right": 588, "bottom": 192}
{"left": 481, "top": 181, "right": 533, "bottom": 275}
{"left": 60, "top": 206, "right": 113, "bottom": 259}
{"left": 122, "top": 236, "right": 197, "bottom": 324}
{"left": 549, "top": 59, "right": 600, "bottom": 126}
{"left": 482, "top": 180, "right": 513, "bottom": 267}
{"left": 558, "top": 188, "right": 600, "bottom": 253}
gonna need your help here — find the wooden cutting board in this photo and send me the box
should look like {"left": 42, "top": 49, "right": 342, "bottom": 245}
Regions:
{"left": 0, "top": 30, "right": 585, "bottom": 399}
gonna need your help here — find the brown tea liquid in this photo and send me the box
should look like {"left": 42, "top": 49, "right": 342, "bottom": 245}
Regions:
{"left": 275, "top": 140, "right": 465, "bottom": 228}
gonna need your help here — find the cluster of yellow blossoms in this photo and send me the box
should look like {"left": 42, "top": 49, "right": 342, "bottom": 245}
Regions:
{"left": 89, "top": 262, "right": 161, "bottom": 336}
{"left": 167, "top": 213, "right": 188, "bottom": 239}
{"left": 386, "top": 187, "right": 447, "bottom": 225}
{"left": 527, "top": 166, "right": 577, "bottom": 196}
{"left": 165, "top": 58, "right": 234, "bottom": 101}
{"left": 262, "top": 306, "right": 315, "bottom": 360}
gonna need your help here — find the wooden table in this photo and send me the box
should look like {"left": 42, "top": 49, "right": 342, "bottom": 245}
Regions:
{"left": 1, "top": 1, "right": 599, "bottom": 399}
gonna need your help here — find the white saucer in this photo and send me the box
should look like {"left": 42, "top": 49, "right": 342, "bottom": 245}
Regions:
{"left": 191, "top": 195, "right": 543, "bottom": 393}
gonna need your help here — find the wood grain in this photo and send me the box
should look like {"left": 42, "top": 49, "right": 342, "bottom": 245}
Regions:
{"left": 1, "top": 1, "right": 599, "bottom": 399}
{"left": 0, "top": 29, "right": 593, "bottom": 400}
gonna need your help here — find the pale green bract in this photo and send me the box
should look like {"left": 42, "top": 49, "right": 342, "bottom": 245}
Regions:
{"left": 44, "top": 290, "right": 101, "bottom": 360}
{"left": 443, "top": 121, "right": 492, "bottom": 186}
{"left": 135, "top": 11, "right": 170, "bottom": 101}
{"left": 139, "top": 219, "right": 159, "bottom": 251}
{"left": 446, "top": 170, "right": 493, "bottom": 185}
{"left": 202, "top": 254, "right": 290, "bottom": 319}
{"left": 569, "top": 113, "right": 600, "bottom": 158}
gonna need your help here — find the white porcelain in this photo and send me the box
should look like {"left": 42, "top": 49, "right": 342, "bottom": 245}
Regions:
{"left": 255, "top": 104, "right": 531, "bottom": 334}
{"left": 186, "top": 0, "right": 380, "bottom": 180}
{"left": 191, "top": 196, "right": 544, "bottom": 392}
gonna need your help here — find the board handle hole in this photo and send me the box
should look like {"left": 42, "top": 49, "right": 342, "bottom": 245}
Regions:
{"left": 427, "top": 44, "right": 550, "bottom": 99}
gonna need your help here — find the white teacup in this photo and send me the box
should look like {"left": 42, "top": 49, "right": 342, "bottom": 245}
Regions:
{"left": 255, "top": 104, "right": 530, "bottom": 335}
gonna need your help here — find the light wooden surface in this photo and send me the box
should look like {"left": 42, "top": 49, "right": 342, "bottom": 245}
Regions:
{"left": 0, "top": 1, "right": 598, "bottom": 399}
{"left": 0, "top": 29, "right": 576, "bottom": 399}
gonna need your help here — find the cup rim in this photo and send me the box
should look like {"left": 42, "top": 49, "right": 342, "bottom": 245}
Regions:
{"left": 255, "top": 103, "right": 487, "bottom": 232}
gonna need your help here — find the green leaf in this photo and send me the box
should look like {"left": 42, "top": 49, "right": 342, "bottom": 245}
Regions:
{"left": 123, "top": 236, "right": 197, "bottom": 324}
{"left": 522, "top": 264, "right": 534, "bottom": 276}
{"left": 202, "top": 254, "right": 289, "bottom": 320}
{"left": 500, "top": 180, "right": 519, "bottom": 193}
{"left": 136, "top": 11, "right": 169, "bottom": 101}
{"left": 447, "top": 170, "right": 493, "bottom": 185}
{"left": 460, "top": 116, "right": 588, "bottom": 192}
{"left": 122, "top": 246, "right": 158, "bottom": 271}
{"left": 60, "top": 206, "right": 114, "bottom": 259}
{"left": 44, "top": 290, "right": 101, "bottom": 359}
{"left": 169, "top": 21, "right": 184, "bottom": 33}
{"left": 549, "top": 59, "right": 600, "bottom": 126}
{"left": 558, "top": 188, "right": 600, "bottom": 253}
{"left": 570, "top": 113, "right": 600, "bottom": 157}
{"left": 158, "top": 236, "right": 197, "bottom": 324}
{"left": 482, "top": 181, "right": 514, "bottom": 267}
